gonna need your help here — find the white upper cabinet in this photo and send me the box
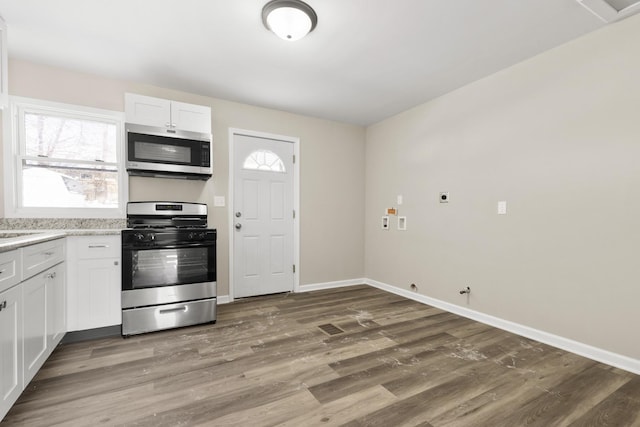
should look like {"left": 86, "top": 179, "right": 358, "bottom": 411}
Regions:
{"left": 125, "top": 93, "right": 211, "bottom": 134}
{"left": 124, "top": 93, "right": 171, "bottom": 128}
{"left": 170, "top": 100, "right": 212, "bottom": 134}
{"left": 0, "top": 16, "right": 8, "bottom": 109}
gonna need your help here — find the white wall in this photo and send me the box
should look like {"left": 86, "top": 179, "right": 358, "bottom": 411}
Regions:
{"left": 1, "top": 59, "right": 366, "bottom": 296}
{"left": 365, "top": 14, "right": 640, "bottom": 361}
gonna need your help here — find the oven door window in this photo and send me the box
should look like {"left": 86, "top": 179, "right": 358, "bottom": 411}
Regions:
{"left": 130, "top": 246, "right": 214, "bottom": 289}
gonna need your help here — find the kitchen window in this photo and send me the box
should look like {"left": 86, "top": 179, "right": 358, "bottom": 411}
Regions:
{"left": 3, "top": 96, "right": 127, "bottom": 218}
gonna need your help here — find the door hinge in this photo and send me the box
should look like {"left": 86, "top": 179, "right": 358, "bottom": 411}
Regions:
{"left": 293, "top": 210, "right": 296, "bottom": 219}
{"left": 293, "top": 154, "right": 296, "bottom": 164}
{"left": 293, "top": 264, "right": 296, "bottom": 273}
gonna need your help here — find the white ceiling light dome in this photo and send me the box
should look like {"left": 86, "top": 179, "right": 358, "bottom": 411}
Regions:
{"left": 262, "top": 0, "right": 318, "bottom": 41}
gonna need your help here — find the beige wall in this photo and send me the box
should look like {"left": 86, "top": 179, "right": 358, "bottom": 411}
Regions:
{"left": 2, "top": 59, "right": 366, "bottom": 295}
{"left": 5, "top": 13, "right": 638, "bottom": 362}
{"left": 365, "top": 14, "right": 640, "bottom": 360}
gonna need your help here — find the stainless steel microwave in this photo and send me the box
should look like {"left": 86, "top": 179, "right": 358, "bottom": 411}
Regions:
{"left": 125, "top": 123, "right": 212, "bottom": 180}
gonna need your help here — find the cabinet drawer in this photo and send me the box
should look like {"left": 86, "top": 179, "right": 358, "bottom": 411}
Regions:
{"left": 0, "top": 249, "right": 21, "bottom": 293}
{"left": 22, "top": 239, "right": 65, "bottom": 280}
{"left": 74, "top": 236, "right": 120, "bottom": 259}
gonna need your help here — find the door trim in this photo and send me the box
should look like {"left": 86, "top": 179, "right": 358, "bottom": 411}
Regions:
{"left": 228, "top": 128, "right": 300, "bottom": 302}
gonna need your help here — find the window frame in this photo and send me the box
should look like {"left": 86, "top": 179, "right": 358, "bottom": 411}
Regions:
{"left": 3, "top": 96, "right": 128, "bottom": 218}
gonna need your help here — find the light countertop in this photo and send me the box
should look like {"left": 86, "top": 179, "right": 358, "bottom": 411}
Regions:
{"left": 0, "top": 229, "right": 121, "bottom": 253}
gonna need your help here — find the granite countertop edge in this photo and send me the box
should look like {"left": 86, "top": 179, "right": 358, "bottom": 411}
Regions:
{"left": 0, "top": 229, "right": 122, "bottom": 253}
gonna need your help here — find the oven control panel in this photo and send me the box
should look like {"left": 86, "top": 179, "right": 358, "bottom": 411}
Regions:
{"left": 122, "top": 229, "right": 217, "bottom": 247}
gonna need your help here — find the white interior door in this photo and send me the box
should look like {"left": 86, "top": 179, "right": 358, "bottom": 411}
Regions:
{"left": 233, "top": 134, "right": 294, "bottom": 298}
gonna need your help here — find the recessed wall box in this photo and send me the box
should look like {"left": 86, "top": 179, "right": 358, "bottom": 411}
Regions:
{"left": 398, "top": 216, "right": 407, "bottom": 230}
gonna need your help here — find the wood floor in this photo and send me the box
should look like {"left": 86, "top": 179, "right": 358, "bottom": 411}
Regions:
{"left": 3, "top": 285, "right": 640, "bottom": 426}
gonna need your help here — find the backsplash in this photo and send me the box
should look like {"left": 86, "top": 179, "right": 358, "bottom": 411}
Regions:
{"left": 0, "top": 218, "right": 126, "bottom": 230}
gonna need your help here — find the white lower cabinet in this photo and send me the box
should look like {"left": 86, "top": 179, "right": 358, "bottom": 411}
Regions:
{"left": 0, "top": 238, "right": 65, "bottom": 421}
{"left": 23, "top": 263, "right": 65, "bottom": 385}
{"left": 46, "top": 264, "right": 65, "bottom": 352}
{"left": 66, "top": 236, "right": 121, "bottom": 331}
{"left": 22, "top": 272, "right": 48, "bottom": 385}
{"left": 0, "top": 284, "right": 23, "bottom": 421}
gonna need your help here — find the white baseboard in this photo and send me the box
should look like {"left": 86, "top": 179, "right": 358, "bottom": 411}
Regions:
{"left": 218, "top": 279, "right": 366, "bottom": 304}
{"left": 297, "top": 278, "right": 367, "bottom": 293}
{"left": 218, "top": 277, "right": 639, "bottom": 374}
{"left": 365, "top": 278, "right": 640, "bottom": 376}
{"left": 217, "top": 295, "right": 231, "bottom": 305}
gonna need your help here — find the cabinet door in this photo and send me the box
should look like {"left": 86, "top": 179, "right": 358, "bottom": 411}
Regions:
{"left": 125, "top": 93, "right": 171, "bottom": 128}
{"left": 66, "top": 236, "right": 121, "bottom": 332}
{"left": 0, "top": 284, "right": 23, "bottom": 421}
{"left": 75, "top": 258, "right": 121, "bottom": 330}
{"left": 22, "top": 273, "right": 48, "bottom": 385}
{"left": 171, "top": 101, "right": 211, "bottom": 133}
{"left": 46, "top": 264, "right": 66, "bottom": 349}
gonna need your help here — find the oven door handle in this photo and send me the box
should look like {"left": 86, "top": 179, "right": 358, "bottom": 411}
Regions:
{"left": 158, "top": 306, "right": 188, "bottom": 314}
{"left": 123, "top": 242, "right": 216, "bottom": 250}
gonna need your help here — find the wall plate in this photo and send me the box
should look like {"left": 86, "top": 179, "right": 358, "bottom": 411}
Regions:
{"left": 381, "top": 216, "right": 390, "bottom": 230}
{"left": 398, "top": 216, "right": 407, "bottom": 230}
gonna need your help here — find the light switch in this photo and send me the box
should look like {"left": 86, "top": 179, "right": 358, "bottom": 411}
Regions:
{"left": 214, "top": 196, "right": 226, "bottom": 207}
{"left": 397, "top": 195, "right": 403, "bottom": 205}
{"left": 497, "top": 201, "right": 507, "bottom": 215}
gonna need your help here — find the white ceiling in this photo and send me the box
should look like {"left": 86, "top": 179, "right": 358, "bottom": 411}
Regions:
{"left": 0, "top": 0, "right": 612, "bottom": 125}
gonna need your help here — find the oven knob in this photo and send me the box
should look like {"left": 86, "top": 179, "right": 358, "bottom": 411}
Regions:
{"left": 199, "top": 232, "right": 206, "bottom": 239}
{"left": 188, "top": 232, "right": 195, "bottom": 240}
{"left": 134, "top": 233, "right": 145, "bottom": 241}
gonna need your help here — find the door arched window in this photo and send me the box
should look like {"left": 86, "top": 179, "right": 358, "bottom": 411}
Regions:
{"left": 242, "top": 149, "right": 286, "bottom": 173}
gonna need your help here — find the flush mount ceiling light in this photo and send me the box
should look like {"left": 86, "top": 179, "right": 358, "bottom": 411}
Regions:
{"left": 262, "top": 0, "right": 318, "bottom": 41}
{"left": 576, "top": 0, "right": 640, "bottom": 22}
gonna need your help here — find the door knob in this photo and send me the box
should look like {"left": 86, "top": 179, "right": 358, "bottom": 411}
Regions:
{"left": 235, "top": 223, "right": 242, "bottom": 230}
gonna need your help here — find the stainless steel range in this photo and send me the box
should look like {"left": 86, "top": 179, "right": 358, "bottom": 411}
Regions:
{"left": 121, "top": 202, "right": 216, "bottom": 336}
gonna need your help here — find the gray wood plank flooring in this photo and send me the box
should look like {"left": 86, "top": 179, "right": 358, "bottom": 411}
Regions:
{"left": 3, "top": 285, "right": 639, "bottom": 426}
